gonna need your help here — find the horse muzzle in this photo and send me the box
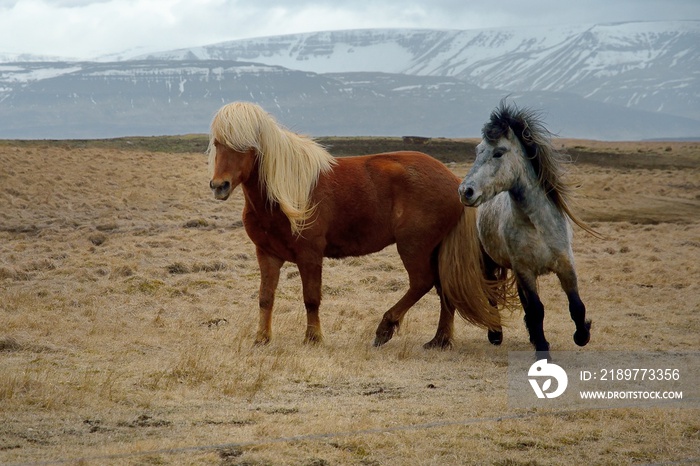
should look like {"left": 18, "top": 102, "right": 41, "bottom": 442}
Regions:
{"left": 458, "top": 183, "right": 482, "bottom": 207}
{"left": 210, "top": 179, "right": 232, "bottom": 201}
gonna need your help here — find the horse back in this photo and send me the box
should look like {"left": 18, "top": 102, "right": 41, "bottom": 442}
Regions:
{"left": 315, "top": 151, "right": 463, "bottom": 257}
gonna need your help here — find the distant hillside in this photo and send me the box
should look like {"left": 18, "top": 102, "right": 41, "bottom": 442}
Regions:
{"left": 0, "top": 22, "right": 698, "bottom": 140}
{"left": 140, "top": 22, "right": 700, "bottom": 121}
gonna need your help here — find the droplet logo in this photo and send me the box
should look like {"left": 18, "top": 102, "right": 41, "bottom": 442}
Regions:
{"left": 528, "top": 359, "right": 568, "bottom": 399}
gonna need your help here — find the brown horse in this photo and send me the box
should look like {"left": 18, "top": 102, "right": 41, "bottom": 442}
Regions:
{"left": 208, "top": 102, "right": 509, "bottom": 348}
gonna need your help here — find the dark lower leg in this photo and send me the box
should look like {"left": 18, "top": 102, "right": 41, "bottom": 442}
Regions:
{"left": 485, "top": 253, "right": 503, "bottom": 345}
{"left": 488, "top": 328, "right": 503, "bottom": 345}
{"left": 568, "top": 292, "right": 591, "bottom": 346}
{"left": 518, "top": 284, "right": 549, "bottom": 354}
{"left": 558, "top": 270, "right": 591, "bottom": 347}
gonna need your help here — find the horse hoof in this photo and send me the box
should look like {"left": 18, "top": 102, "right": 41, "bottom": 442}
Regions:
{"left": 373, "top": 334, "right": 390, "bottom": 347}
{"left": 573, "top": 331, "right": 590, "bottom": 347}
{"left": 373, "top": 328, "right": 395, "bottom": 347}
{"left": 423, "top": 337, "right": 453, "bottom": 350}
{"left": 253, "top": 336, "right": 271, "bottom": 346}
{"left": 373, "top": 320, "right": 397, "bottom": 347}
{"left": 574, "top": 331, "right": 590, "bottom": 346}
{"left": 534, "top": 341, "right": 551, "bottom": 361}
{"left": 574, "top": 320, "right": 592, "bottom": 347}
{"left": 304, "top": 331, "right": 324, "bottom": 345}
{"left": 488, "top": 330, "right": 503, "bottom": 345}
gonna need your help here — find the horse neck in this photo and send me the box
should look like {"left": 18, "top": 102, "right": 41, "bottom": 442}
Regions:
{"left": 240, "top": 162, "right": 271, "bottom": 211}
{"left": 508, "top": 163, "right": 568, "bottom": 236}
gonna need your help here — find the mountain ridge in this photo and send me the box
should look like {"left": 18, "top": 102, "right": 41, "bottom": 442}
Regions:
{"left": 0, "top": 21, "right": 698, "bottom": 140}
{"left": 137, "top": 21, "right": 698, "bottom": 121}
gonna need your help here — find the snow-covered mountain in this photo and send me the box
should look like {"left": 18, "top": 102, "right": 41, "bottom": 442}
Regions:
{"left": 0, "top": 22, "right": 698, "bottom": 139}
{"left": 139, "top": 22, "right": 699, "bottom": 121}
{"left": 0, "top": 53, "right": 72, "bottom": 63}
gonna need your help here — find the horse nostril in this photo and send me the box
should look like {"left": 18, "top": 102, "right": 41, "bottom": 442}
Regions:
{"left": 210, "top": 180, "right": 231, "bottom": 192}
{"left": 464, "top": 187, "right": 474, "bottom": 199}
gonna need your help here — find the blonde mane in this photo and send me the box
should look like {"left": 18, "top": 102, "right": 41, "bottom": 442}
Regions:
{"left": 209, "top": 102, "right": 337, "bottom": 234}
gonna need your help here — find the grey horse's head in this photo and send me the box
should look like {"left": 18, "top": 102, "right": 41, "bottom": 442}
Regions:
{"left": 459, "top": 101, "right": 565, "bottom": 208}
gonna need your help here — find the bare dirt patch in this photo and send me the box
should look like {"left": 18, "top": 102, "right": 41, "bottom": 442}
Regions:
{"left": 1, "top": 138, "right": 698, "bottom": 465}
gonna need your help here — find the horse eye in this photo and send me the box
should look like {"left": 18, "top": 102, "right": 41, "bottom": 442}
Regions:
{"left": 493, "top": 150, "right": 504, "bottom": 159}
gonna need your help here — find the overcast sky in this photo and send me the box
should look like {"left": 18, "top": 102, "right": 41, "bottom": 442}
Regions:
{"left": 1, "top": 0, "right": 698, "bottom": 60}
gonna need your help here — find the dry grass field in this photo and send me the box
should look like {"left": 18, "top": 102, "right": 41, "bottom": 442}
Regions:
{"left": 1, "top": 137, "right": 698, "bottom": 465}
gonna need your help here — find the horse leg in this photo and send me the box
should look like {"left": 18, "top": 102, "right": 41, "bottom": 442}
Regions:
{"left": 297, "top": 257, "right": 324, "bottom": 344}
{"left": 254, "top": 249, "right": 284, "bottom": 345}
{"left": 487, "top": 321, "right": 503, "bottom": 345}
{"left": 423, "top": 248, "right": 455, "bottom": 349}
{"left": 487, "top": 327, "right": 503, "bottom": 345}
{"left": 556, "top": 269, "right": 591, "bottom": 347}
{"left": 374, "top": 284, "right": 433, "bottom": 346}
{"left": 484, "top": 252, "right": 503, "bottom": 345}
{"left": 423, "top": 290, "right": 456, "bottom": 350}
{"left": 374, "top": 254, "right": 435, "bottom": 347}
{"left": 516, "top": 272, "right": 550, "bottom": 359}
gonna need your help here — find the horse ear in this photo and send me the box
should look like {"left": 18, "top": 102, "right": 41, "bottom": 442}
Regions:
{"left": 506, "top": 126, "right": 517, "bottom": 143}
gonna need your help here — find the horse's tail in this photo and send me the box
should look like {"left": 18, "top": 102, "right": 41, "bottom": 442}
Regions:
{"left": 438, "top": 207, "right": 512, "bottom": 330}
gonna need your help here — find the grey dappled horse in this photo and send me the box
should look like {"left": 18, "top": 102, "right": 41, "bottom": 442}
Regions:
{"left": 459, "top": 102, "right": 595, "bottom": 359}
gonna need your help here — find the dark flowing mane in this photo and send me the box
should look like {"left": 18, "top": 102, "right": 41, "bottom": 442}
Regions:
{"left": 482, "top": 101, "right": 600, "bottom": 237}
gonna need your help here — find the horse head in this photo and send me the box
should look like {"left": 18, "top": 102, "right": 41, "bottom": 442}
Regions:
{"left": 207, "top": 101, "right": 337, "bottom": 234}
{"left": 459, "top": 126, "right": 528, "bottom": 207}
{"left": 208, "top": 102, "right": 267, "bottom": 201}
{"left": 209, "top": 140, "right": 256, "bottom": 201}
